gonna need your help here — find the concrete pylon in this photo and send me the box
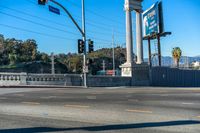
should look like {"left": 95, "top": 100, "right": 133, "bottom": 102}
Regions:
{"left": 136, "top": 10, "right": 144, "bottom": 64}
{"left": 121, "top": 0, "right": 144, "bottom": 77}
{"left": 125, "top": 9, "right": 133, "bottom": 65}
{"left": 120, "top": 0, "right": 134, "bottom": 77}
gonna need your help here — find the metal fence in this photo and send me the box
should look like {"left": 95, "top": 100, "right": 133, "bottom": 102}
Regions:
{"left": 151, "top": 67, "right": 200, "bottom": 87}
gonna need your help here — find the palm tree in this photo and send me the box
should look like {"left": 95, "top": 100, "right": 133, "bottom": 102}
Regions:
{"left": 172, "top": 47, "right": 182, "bottom": 67}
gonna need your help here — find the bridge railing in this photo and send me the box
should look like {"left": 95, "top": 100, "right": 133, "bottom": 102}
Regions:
{"left": 0, "top": 72, "right": 22, "bottom": 86}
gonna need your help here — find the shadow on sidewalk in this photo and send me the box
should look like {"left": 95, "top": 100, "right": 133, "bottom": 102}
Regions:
{"left": 0, "top": 120, "right": 199, "bottom": 133}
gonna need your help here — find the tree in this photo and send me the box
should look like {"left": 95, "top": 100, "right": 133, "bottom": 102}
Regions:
{"left": 172, "top": 47, "right": 182, "bottom": 67}
{"left": 20, "top": 39, "right": 37, "bottom": 62}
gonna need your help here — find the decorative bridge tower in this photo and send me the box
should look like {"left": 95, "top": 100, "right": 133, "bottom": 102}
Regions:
{"left": 121, "top": 0, "right": 144, "bottom": 77}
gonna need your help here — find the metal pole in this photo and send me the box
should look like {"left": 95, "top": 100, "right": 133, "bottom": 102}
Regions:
{"left": 148, "top": 37, "right": 152, "bottom": 68}
{"left": 82, "top": 0, "right": 87, "bottom": 88}
{"left": 157, "top": 35, "right": 161, "bottom": 66}
{"left": 112, "top": 30, "right": 115, "bottom": 76}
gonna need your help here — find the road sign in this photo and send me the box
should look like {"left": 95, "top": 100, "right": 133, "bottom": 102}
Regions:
{"left": 48, "top": 5, "right": 60, "bottom": 15}
{"left": 83, "top": 66, "right": 88, "bottom": 73}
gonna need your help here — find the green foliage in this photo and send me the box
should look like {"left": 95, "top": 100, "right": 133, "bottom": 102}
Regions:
{"left": 172, "top": 47, "right": 182, "bottom": 67}
{"left": 0, "top": 34, "right": 126, "bottom": 74}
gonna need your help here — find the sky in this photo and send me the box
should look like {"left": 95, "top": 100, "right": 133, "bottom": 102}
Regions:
{"left": 0, "top": 0, "right": 200, "bottom": 57}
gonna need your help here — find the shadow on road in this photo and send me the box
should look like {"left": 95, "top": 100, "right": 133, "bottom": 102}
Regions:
{"left": 0, "top": 120, "right": 200, "bottom": 133}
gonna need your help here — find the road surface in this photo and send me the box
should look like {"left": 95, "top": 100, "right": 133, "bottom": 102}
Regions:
{"left": 0, "top": 87, "right": 200, "bottom": 132}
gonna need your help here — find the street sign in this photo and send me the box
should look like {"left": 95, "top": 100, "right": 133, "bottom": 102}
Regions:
{"left": 48, "top": 5, "right": 60, "bottom": 15}
{"left": 83, "top": 66, "right": 88, "bottom": 73}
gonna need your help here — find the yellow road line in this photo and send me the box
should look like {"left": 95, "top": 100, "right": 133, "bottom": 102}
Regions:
{"left": 64, "top": 104, "right": 90, "bottom": 108}
{"left": 86, "top": 96, "right": 97, "bottom": 99}
{"left": 21, "top": 102, "right": 40, "bottom": 105}
{"left": 126, "top": 109, "right": 152, "bottom": 114}
{"left": 128, "top": 99, "right": 139, "bottom": 102}
{"left": 14, "top": 94, "right": 24, "bottom": 96}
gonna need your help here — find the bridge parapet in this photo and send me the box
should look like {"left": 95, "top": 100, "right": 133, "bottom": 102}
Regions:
{"left": 0, "top": 73, "right": 21, "bottom": 86}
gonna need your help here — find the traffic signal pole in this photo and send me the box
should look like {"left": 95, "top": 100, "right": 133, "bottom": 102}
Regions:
{"left": 49, "top": 0, "right": 87, "bottom": 88}
{"left": 82, "top": 0, "right": 87, "bottom": 88}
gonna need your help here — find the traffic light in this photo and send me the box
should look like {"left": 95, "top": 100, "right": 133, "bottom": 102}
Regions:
{"left": 88, "top": 39, "right": 94, "bottom": 53}
{"left": 38, "top": 0, "right": 47, "bottom": 5}
{"left": 78, "top": 39, "right": 85, "bottom": 54}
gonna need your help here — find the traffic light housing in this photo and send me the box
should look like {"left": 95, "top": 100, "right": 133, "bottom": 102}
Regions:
{"left": 38, "top": 0, "right": 47, "bottom": 5}
{"left": 88, "top": 39, "right": 94, "bottom": 53}
{"left": 78, "top": 39, "right": 85, "bottom": 54}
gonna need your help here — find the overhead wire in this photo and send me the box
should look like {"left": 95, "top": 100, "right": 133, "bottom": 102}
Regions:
{"left": 0, "top": 11, "right": 80, "bottom": 36}
{"left": 0, "top": 23, "right": 76, "bottom": 41}
{"left": 26, "top": 0, "right": 126, "bottom": 35}
{"left": 0, "top": 0, "right": 125, "bottom": 45}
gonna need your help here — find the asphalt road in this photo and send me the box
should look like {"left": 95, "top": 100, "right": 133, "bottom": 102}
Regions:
{"left": 0, "top": 87, "right": 200, "bottom": 133}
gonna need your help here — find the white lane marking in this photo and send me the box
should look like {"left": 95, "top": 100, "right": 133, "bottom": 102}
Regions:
{"left": 90, "top": 92, "right": 103, "bottom": 95}
{"left": 182, "top": 102, "right": 194, "bottom": 105}
{"left": 126, "top": 109, "right": 153, "bottom": 114}
{"left": 160, "top": 94, "right": 169, "bottom": 97}
{"left": 0, "top": 97, "right": 7, "bottom": 100}
{"left": 40, "top": 96, "right": 57, "bottom": 99}
{"left": 159, "top": 91, "right": 168, "bottom": 93}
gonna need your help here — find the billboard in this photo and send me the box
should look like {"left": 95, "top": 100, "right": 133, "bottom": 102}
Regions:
{"left": 143, "top": 1, "right": 164, "bottom": 37}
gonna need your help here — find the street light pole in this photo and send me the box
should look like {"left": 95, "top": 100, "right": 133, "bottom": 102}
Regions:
{"left": 82, "top": 0, "right": 87, "bottom": 88}
{"left": 49, "top": 0, "right": 87, "bottom": 88}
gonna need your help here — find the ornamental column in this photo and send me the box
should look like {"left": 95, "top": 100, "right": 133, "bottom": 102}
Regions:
{"left": 136, "top": 10, "right": 144, "bottom": 64}
{"left": 125, "top": 6, "right": 133, "bottom": 65}
{"left": 120, "top": 0, "right": 143, "bottom": 77}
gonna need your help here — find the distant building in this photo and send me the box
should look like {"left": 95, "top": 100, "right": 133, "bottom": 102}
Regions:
{"left": 192, "top": 61, "right": 200, "bottom": 68}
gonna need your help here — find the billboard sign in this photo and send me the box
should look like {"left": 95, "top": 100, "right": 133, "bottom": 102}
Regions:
{"left": 143, "top": 1, "right": 164, "bottom": 37}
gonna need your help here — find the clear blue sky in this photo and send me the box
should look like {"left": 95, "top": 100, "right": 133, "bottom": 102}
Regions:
{"left": 0, "top": 0, "right": 200, "bottom": 57}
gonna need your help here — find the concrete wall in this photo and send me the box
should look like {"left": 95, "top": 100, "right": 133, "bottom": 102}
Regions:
{"left": 26, "top": 74, "right": 82, "bottom": 86}
{"left": 87, "top": 76, "right": 132, "bottom": 87}
{"left": 0, "top": 70, "right": 150, "bottom": 87}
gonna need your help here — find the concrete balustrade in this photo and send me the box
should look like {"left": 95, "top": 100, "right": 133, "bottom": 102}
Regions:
{"left": 0, "top": 70, "right": 150, "bottom": 87}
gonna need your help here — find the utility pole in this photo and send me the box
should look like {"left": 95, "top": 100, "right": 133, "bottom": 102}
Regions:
{"left": 112, "top": 30, "right": 115, "bottom": 76}
{"left": 102, "top": 60, "right": 105, "bottom": 72}
{"left": 51, "top": 52, "right": 55, "bottom": 75}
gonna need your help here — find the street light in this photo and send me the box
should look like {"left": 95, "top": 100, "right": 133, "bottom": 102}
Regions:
{"left": 39, "top": 0, "right": 88, "bottom": 87}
